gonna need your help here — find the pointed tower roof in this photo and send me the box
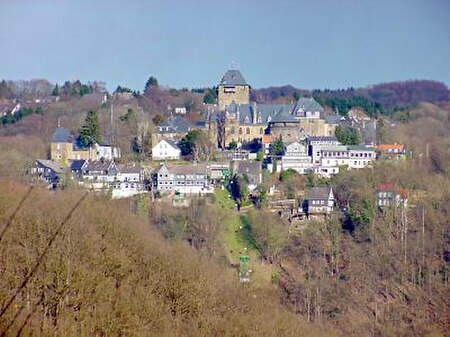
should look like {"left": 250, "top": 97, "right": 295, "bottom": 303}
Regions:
{"left": 51, "top": 127, "right": 72, "bottom": 143}
{"left": 220, "top": 70, "right": 249, "bottom": 86}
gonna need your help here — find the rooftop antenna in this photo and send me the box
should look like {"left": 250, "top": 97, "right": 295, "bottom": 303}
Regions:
{"left": 230, "top": 58, "right": 238, "bottom": 70}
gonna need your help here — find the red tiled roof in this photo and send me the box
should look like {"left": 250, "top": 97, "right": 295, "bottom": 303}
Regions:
{"left": 376, "top": 143, "right": 405, "bottom": 152}
{"left": 376, "top": 182, "right": 396, "bottom": 191}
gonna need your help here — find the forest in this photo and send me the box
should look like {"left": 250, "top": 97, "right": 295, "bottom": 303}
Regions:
{"left": 0, "top": 79, "right": 449, "bottom": 336}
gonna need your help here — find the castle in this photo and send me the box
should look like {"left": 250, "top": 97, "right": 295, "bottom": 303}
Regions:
{"left": 212, "top": 69, "right": 338, "bottom": 147}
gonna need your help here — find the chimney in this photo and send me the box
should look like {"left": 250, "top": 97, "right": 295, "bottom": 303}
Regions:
{"left": 252, "top": 102, "right": 257, "bottom": 124}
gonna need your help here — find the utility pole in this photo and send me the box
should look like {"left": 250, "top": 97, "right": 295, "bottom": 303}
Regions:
{"left": 422, "top": 205, "right": 425, "bottom": 268}
{"left": 109, "top": 103, "right": 114, "bottom": 145}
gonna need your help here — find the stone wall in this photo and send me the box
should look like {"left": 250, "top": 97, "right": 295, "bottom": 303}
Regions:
{"left": 218, "top": 85, "right": 250, "bottom": 109}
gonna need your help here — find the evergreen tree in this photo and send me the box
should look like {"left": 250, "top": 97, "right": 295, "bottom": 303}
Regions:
{"left": 270, "top": 137, "right": 285, "bottom": 156}
{"left": 79, "top": 110, "right": 101, "bottom": 147}
{"left": 144, "top": 76, "right": 159, "bottom": 92}
{"left": 52, "top": 84, "right": 60, "bottom": 96}
{"left": 335, "top": 125, "right": 360, "bottom": 145}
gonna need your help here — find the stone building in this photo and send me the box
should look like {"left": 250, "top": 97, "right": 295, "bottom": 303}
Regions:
{"left": 50, "top": 127, "right": 91, "bottom": 162}
{"left": 211, "top": 69, "right": 338, "bottom": 148}
{"left": 50, "top": 127, "right": 120, "bottom": 163}
{"left": 217, "top": 69, "right": 250, "bottom": 109}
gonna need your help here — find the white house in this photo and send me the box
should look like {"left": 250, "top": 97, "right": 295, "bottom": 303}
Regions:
{"left": 313, "top": 145, "right": 376, "bottom": 170}
{"left": 155, "top": 164, "right": 211, "bottom": 195}
{"left": 112, "top": 165, "right": 146, "bottom": 199}
{"left": 94, "top": 143, "right": 121, "bottom": 160}
{"left": 278, "top": 141, "right": 314, "bottom": 174}
{"left": 152, "top": 139, "right": 181, "bottom": 161}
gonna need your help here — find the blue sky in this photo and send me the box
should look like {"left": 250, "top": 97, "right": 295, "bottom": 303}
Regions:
{"left": 0, "top": 0, "right": 449, "bottom": 91}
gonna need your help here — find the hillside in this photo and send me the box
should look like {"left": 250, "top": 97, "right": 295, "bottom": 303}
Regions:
{"left": 251, "top": 80, "right": 450, "bottom": 116}
{"left": 0, "top": 182, "right": 338, "bottom": 337}
{"left": 0, "top": 81, "right": 449, "bottom": 337}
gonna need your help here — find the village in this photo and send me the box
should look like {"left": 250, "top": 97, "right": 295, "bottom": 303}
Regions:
{"left": 27, "top": 69, "right": 409, "bottom": 226}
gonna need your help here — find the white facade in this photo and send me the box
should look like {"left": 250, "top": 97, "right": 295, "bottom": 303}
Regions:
{"left": 111, "top": 181, "right": 146, "bottom": 199}
{"left": 94, "top": 144, "right": 121, "bottom": 160}
{"left": 156, "top": 164, "right": 210, "bottom": 195}
{"left": 152, "top": 140, "right": 181, "bottom": 160}
{"left": 313, "top": 145, "right": 375, "bottom": 169}
{"left": 278, "top": 142, "right": 314, "bottom": 174}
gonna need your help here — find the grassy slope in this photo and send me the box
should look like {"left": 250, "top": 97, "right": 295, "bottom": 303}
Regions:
{"left": 214, "top": 188, "right": 278, "bottom": 286}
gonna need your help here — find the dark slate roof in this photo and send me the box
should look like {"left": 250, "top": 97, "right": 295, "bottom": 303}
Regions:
{"left": 164, "top": 139, "right": 180, "bottom": 149}
{"left": 306, "top": 186, "right": 332, "bottom": 200}
{"left": 307, "top": 136, "right": 338, "bottom": 142}
{"left": 236, "top": 161, "right": 261, "bottom": 178}
{"left": 51, "top": 127, "right": 72, "bottom": 143}
{"left": 118, "top": 164, "right": 143, "bottom": 174}
{"left": 324, "top": 114, "right": 342, "bottom": 124}
{"left": 293, "top": 97, "right": 324, "bottom": 113}
{"left": 83, "top": 160, "right": 115, "bottom": 172}
{"left": 156, "top": 116, "right": 193, "bottom": 134}
{"left": 271, "top": 108, "right": 298, "bottom": 123}
{"left": 70, "top": 159, "right": 86, "bottom": 171}
{"left": 36, "top": 159, "right": 65, "bottom": 173}
{"left": 219, "top": 70, "right": 249, "bottom": 86}
{"left": 221, "top": 102, "right": 292, "bottom": 125}
{"left": 216, "top": 98, "right": 324, "bottom": 125}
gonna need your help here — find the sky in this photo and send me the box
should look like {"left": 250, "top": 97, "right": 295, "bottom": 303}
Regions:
{"left": 0, "top": 0, "right": 449, "bottom": 91}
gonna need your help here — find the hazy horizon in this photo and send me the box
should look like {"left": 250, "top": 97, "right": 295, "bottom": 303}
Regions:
{"left": 0, "top": 0, "right": 449, "bottom": 91}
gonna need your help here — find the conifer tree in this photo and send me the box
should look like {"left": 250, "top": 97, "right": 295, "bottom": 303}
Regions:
{"left": 79, "top": 110, "right": 101, "bottom": 147}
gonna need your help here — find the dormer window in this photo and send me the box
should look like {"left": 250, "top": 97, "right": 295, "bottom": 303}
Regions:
{"left": 267, "top": 116, "right": 272, "bottom": 122}
{"left": 244, "top": 116, "right": 249, "bottom": 123}
{"left": 257, "top": 116, "right": 262, "bottom": 123}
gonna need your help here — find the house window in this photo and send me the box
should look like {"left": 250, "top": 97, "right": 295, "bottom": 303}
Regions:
{"left": 239, "top": 128, "right": 243, "bottom": 135}
{"left": 246, "top": 127, "right": 250, "bottom": 135}
{"left": 259, "top": 127, "right": 263, "bottom": 134}
{"left": 231, "top": 127, "right": 235, "bottom": 134}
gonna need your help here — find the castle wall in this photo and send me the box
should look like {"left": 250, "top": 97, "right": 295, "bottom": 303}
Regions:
{"left": 218, "top": 85, "right": 250, "bottom": 109}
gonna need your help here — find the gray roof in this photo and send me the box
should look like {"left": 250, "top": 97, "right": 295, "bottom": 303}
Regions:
{"left": 36, "top": 159, "right": 65, "bottom": 173}
{"left": 215, "top": 98, "right": 324, "bottom": 125}
{"left": 307, "top": 136, "right": 338, "bottom": 142}
{"left": 70, "top": 159, "right": 86, "bottom": 171}
{"left": 163, "top": 139, "right": 180, "bottom": 149}
{"left": 156, "top": 116, "right": 193, "bottom": 134}
{"left": 306, "top": 186, "right": 332, "bottom": 200}
{"left": 82, "top": 160, "right": 116, "bottom": 172}
{"left": 293, "top": 97, "right": 324, "bottom": 113}
{"left": 118, "top": 164, "right": 143, "bottom": 174}
{"left": 219, "top": 70, "right": 249, "bottom": 86}
{"left": 271, "top": 108, "right": 298, "bottom": 123}
{"left": 348, "top": 145, "right": 375, "bottom": 151}
{"left": 51, "top": 127, "right": 72, "bottom": 143}
{"left": 324, "top": 114, "right": 342, "bottom": 124}
{"left": 220, "top": 102, "right": 292, "bottom": 125}
{"left": 235, "top": 161, "right": 261, "bottom": 177}
{"left": 159, "top": 163, "right": 207, "bottom": 175}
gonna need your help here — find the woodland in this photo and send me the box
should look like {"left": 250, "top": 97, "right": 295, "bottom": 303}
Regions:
{"left": 0, "top": 79, "right": 449, "bottom": 336}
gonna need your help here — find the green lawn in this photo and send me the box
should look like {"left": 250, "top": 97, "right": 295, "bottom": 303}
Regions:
{"left": 214, "top": 188, "right": 278, "bottom": 286}
{"left": 214, "top": 189, "right": 258, "bottom": 262}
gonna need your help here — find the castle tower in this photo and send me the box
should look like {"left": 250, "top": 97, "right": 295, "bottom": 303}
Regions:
{"left": 217, "top": 69, "right": 250, "bottom": 110}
